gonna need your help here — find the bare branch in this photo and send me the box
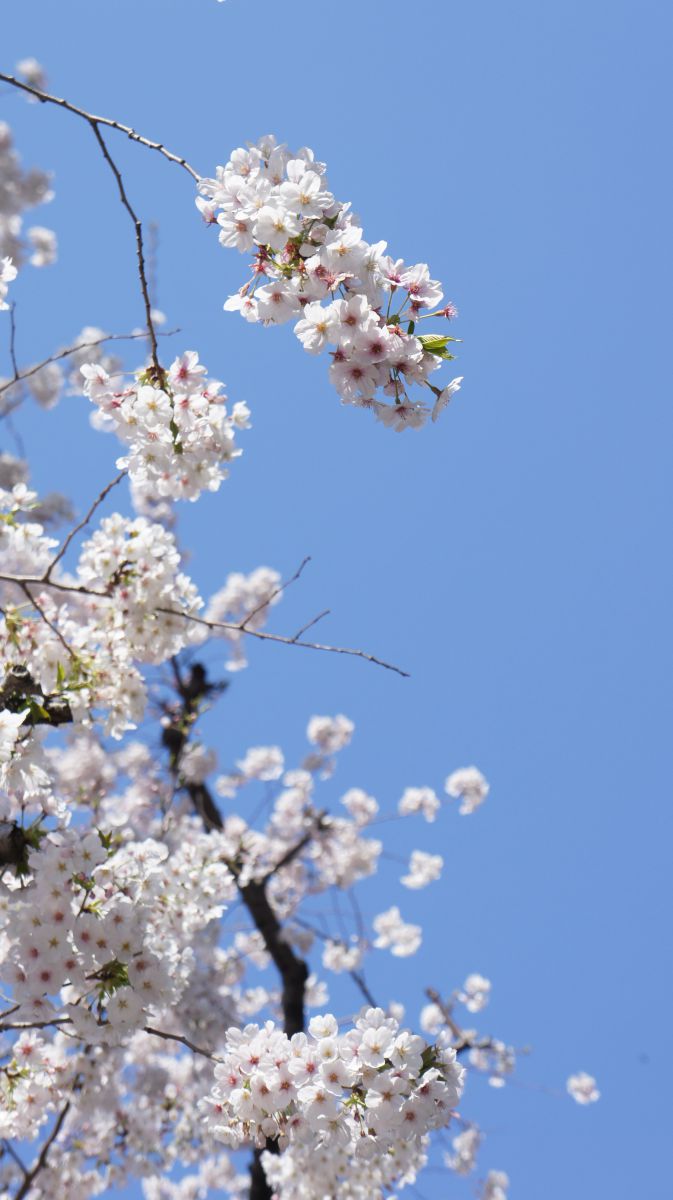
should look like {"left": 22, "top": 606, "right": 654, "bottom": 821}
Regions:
{"left": 239, "top": 556, "right": 312, "bottom": 630}
{"left": 291, "top": 609, "right": 330, "bottom": 642}
{"left": 20, "top": 584, "right": 75, "bottom": 660}
{"left": 0, "top": 328, "right": 180, "bottom": 402}
{"left": 349, "top": 970, "right": 378, "bottom": 1008}
{"left": 0, "top": 574, "right": 102, "bottom": 598}
{"left": 261, "top": 819, "right": 325, "bottom": 884}
{"left": 89, "top": 124, "right": 160, "bottom": 368}
{"left": 2, "top": 304, "right": 26, "bottom": 457}
{"left": 158, "top": 607, "right": 410, "bottom": 678}
{"left": 8, "top": 303, "right": 19, "bottom": 380}
{"left": 143, "top": 1024, "right": 221, "bottom": 1063}
{"left": 425, "top": 987, "right": 496, "bottom": 1056}
{"left": 3, "top": 1139, "right": 28, "bottom": 1179}
{"left": 44, "top": 471, "right": 127, "bottom": 582}
{"left": 0, "top": 1019, "right": 70, "bottom": 1034}
{"left": 0, "top": 579, "right": 409, "bottom": 677}
{"left": 425, "top": 987, "right": 464, "bottom": 1043}
{"left": 13, "top": 1099, "right": 70, "bottom": 1200}
{"left": 0, "top": 73, "right": 201, "bottom": 181}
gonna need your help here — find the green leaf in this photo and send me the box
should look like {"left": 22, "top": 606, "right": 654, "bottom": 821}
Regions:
{"left": 418, "top": 336, "right": 456, "bottom": 361}
{"left": 418, "top": 334, "right": 450, "bottom": 353}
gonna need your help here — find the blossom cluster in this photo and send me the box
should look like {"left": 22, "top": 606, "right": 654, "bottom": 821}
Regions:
{"left": 202, "top": 1007, "right": 464, "bottom": 1195}
{"left": 2, "top": 821, "right": 235, "bottom": 1052}
{"left": 0, "top": 119, "right": 56, "bottom": 271}
{"left": 197, "top": 135, "right": 463, "bottom": 430}
{"left": 0, "top": 509, "right": 205, "bottom": 752}
{"left": 398, "top": 764, "right": 490, "bottom": 823}
{"left": 82, "top": 350, "right": 250, "bottom": 503}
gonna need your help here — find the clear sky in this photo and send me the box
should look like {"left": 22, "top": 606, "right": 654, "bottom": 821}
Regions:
{"left": 2, "top": 1, "right": 672, "bottom": 1197}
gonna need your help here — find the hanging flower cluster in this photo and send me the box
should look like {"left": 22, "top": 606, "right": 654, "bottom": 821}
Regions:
{"left": 197, "top": 135, "right": 463, "bottom": 430}
{"left": 81, "top": 350, "right": 251, "bottom": 503}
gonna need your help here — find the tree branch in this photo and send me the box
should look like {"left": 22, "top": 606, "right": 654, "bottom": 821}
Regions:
{"left": 425, "top": 987, "right": 495, "bottom": 1056}
{"left": 0, "top": 73, "right": 201, "bottom": 181}
{"left": 0, "top": 328, "right": 179, "bottom": 403}
{"left": 143, "top": 1025, "right": 221, "bottom": 1062}
{"left": 44, "top": 471, "right": 127, "bottom": 582}
{"left": 238, "top": 556, "right": 311, "bottom": 630}
{"left": 261, "top": 819, "right": 326, "bottom": 884}
{"left": 159, "top": 607, "right": 410, "bottom": 678}
{"left": 89, "top": 124, "right": 160, "bottom": 368}
{"left": 8, "top": 303, "right": 20, "bottom": 380}
{"left": 13, "top": 1099, "right": 70, "bottom": 1200}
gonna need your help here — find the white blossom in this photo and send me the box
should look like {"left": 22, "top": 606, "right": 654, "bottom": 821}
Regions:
{"left": 459, "top": 973, "right": 492, "bottom": 1013}
{"left": 445, "top": 765, "right": 490, "bottom": 814}
{"left": 198, "top": 135, "right": 462, "bottom": 429}
{"left": 373, "top": 906, "right": 422, "bottom": 957}
{"left": 401, "top": 849, "right": 443, "bottom": 889}
{"left": 398, "top": 785, "right": 441, "bottom": 822}
{"left": 567, "top": 1071, "right": 600, "bottom": 1104}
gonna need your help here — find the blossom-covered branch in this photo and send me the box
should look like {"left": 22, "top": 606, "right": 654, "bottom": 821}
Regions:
{"left": 199, "top": 135, "right": 464, "bottom": 429}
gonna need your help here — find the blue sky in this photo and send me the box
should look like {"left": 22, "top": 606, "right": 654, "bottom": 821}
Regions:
{"left": 2, "top": 1, "right": 672, "bottom": 1197}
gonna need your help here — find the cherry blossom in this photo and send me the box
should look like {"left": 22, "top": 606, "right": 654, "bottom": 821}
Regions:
{"left": 198, "top": 136, "right": 463, "bottom": 429}
{"left": 459, "top": 973, "right": 492, "bottom": 1013}
{"left": 373, "top": 906, "right": 422, "bottom": 957}
{"left": 445, "top": 765, "right": 490, "bottom": 814}
{"left": 401, "top": 849, "right": 443, "bottom": 889}
{"left": 0, "top": 84, "right": 598, "bottom": 1200}
{"left": 567, "top": 1071, "right": 600, "bottom": 1104}
{"left": 82, "top": 350, "right": 249, "bottom": 503}
{"left": 0, "top": 119, "right": 55, "bottom": 269}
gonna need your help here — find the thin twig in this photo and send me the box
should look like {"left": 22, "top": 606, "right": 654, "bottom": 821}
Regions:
{"left": 288, "top": 914, "right": 377, "bottom": 1008}
{"left": 0, "top": 328, "right": 179, "bottom": 402}
{"left": 89, "top": 124, "right": 159, "bottom": 368}
{"left": 14, "top": 1099, "right": 70, "bottom": 1200}
{"left": 21, "top": 584, "right": 75, "bottom": 660}
{"left": 3, "top": 304, "right": 25, "bottom": 457}
{"left": 239, "top": 556, "right": 312, "bottom": 630}
{"left": 262, "top": 817, "right": 326, "bottom": 884}
{"left": 143, "top": 1024, "right": 221, "bottom": 1062}
{"left": 425, "top": 987, "right": 498, "bottom": 1055}
{"left": 349, "top": 970, "right": 378, "bottom": 1008}
{"left": 0, "top": 576, "right": 409, "bottom": 676}
{"left": 2, "top": 1139, "right": 28, "bottom": 1178}
{"left": 44, "top": 471, "right": 127, "bottom": 581}
{"left": 291, "top": 609, "right": 330, "bottom": 642}
{"left": 0, "top": 73, "right": 201, "bottom": 181}
{"left": 8, "top": 303, "right": 20, "bottom": 380}
{"left": 425, "top": 987, "right": 464, "bottom": 1043}
{"left": 159, "top": 607, "right": 410, "bottom": 678}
